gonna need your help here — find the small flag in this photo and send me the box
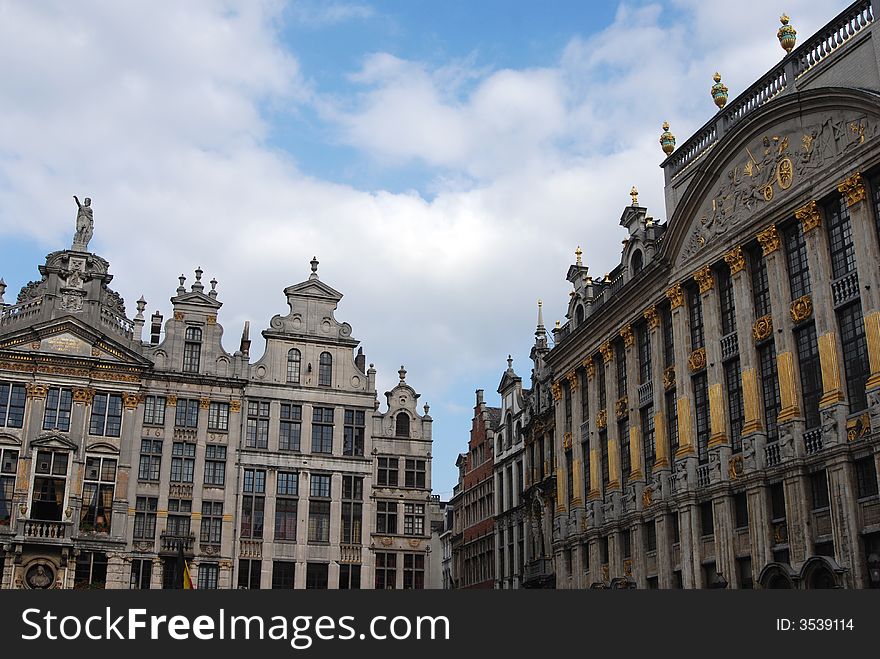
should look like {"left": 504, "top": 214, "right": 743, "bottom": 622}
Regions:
{"left": 176, "top": 539, "right": 194, "bottom": 589}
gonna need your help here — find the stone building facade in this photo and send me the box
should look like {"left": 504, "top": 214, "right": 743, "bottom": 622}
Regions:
{"left": 0, "top": 229, "right": 436, "bottom": 589}
{"left": 545, "top": 0, "right": 880, "bottom": 588}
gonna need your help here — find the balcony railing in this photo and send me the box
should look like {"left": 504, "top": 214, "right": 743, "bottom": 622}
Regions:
{"left": 340, "top": 544, "right": 362, "bottom": 564}
{"left": 240, "top": 539, "right": 262, "bottom": 559}
{"left": 16, "top": 518, "right": 72, "bottom": 542}
{"left": 766, "top": 442, "right": 782, "bottom": 468}
{"left": 0, "top": 298, "right": 43, "bottom": 328}
{"left": 523, "top": 558, "right": 554, "bottom": 584}
{"left": 99, "top": 306, "right": 134, "bottom": 339}
{"left": 804, "top": 428, "right": 824, "bottom": 455}
{"left": 720, "top": 332, "right": 739, "bottom": 361}
{"left": 637, "top": 381, "right": 653, "bottom": 407}
{"left": 831, "top": 271, "right": 860, "bottom": 307}
{"left": 160, "top": 532, "right": 195, "bottom": 554}
{"left": 697, "top": 464, "right": 711, "bottom": 488}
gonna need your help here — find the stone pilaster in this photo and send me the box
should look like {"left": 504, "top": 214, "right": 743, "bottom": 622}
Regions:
{"left": 566, "top": 369, "right": 584, "bottom": 505}
{"left": 585, "top": 358, "right": 602, "bottom": 501}
{"left": 667, "top": 284, "right": 696, "bottom": 463}
{"left": 601, "top": 342, "right": 621, "bottom": 493}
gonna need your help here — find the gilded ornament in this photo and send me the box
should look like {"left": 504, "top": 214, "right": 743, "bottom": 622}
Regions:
{"left": 795, "top": 200, "right": 821, "bottom": 233}
{"left": 643, "top": 305, "right": 659, "bottom": 330}
{"left": 206, "top": 315, "right": 217, "bottom": 326}
{"left": 776, "top": 157, "right": 794, "bottom": 190}
{"left": 230, "top": 400, "right": 241, "bottom": 413}
{"left": 777, "top": 14, "right": 797, "bottom": 53}
{"left": 665, "top": 283, "right": 684, "bottom": 309}
{"left": 688, "top": 347, "right": 706, "bottom": 372}
{"left": 199, "top": 398, "right": 211, "bottom": 410}
{"left": 846, "top": 412, "right": 871, "bottom": 442}
{"left": 25, "top": 383, "right": 48, "bottom": 399}
{"left": 72, "top": 388, "right": 95, "bottom": 404}
{"left": 756, "top": 225, "right": 780, "bottom": 255}
{"left": 596, "top": 409, "right": 608, "bottom": 430}
{"left": 551, "top": 382, "right": 563, "bottom": 401}
{"left": 724, "top": 246, "right": 746, "bottom": 275}
{"left": 566, "top": 371, "right": 579, "bottom": 391}
{"left": 123, "top": 393, "right": 142, "bottom": 409}
{"left": 630, "top": 186, "right": 639, "bottom": 207}
{"left": 174, "top": 311, "right": 184, "bottom": 321}
{"left": 711, "top": 72, "right": 728, "bottom": 109}
{"left": 91, "top": 347, "right": 101, "bottom": 357}
{"left": 601, "top": 565, "right": 609, "bottom": 582}
{"left": 563, "top": 432, "right": 573, "bottom": 450}
{"left": 838, "top": 172, "right": 866, "bottom": 207}
{"left": 789, "top": 295, "right": 813, "bottom": 323}
{"left": 660, "top": 121, "right": 675, "bottom": 156}
{"left": 599, "top": 342, "right": 614, "bottom": 363}
{"left": 615, "top": 397, "right": 628, "bottom": 419}
{"left": 642, "top": 487, "right": 654, "bottom": 508}
{"left": 693, "top": 265, "right": 714, "bottom": 294}
{"left": 619, "top": 325, "right": 634, "bottom": 348}
{"left": 166, "top": 395, "right": 178, "bottom": 407}
{"left": 584, "top": 359, "right": 596, "bottom": 379}
{"left": 662, "top": 366, "right": 676, "bottom": 390}
{"left": 623, "top": 559, "right": 633, "bottom": 577}
{"left": 753, "top": 314, "right": 773, "bottom": 342}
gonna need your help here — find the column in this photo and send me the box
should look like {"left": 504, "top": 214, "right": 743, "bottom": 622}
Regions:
{"left": 566, "top": 369, "right": 584, "bottom": 507}
{"left": 601, "top": 342, "right": 621, "bottom": 493}
{"left": 551, "top": 381, "right": 566, "bottom": 513}
{"left": 621, "top": 325, "right": 644, "bottom": 488}
{"left": 666, "top": 284, "right": 696, "bottom": 486}
{"left": 586, "top": 358, "right": 602, "bottom": 501}
{"left": 645, "top": 306, "right": 669, "bottom": 476}
{"left": 746, "top": 484, "right": 771, "bottom": 582}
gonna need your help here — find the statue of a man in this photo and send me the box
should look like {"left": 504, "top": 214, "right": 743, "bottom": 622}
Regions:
{"left": 72, "top": 195, "right": 93, "bottom": 251}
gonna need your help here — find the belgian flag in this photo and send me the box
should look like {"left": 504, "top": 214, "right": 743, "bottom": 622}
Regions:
{"left": 176, "top": 539, "right": 194, "bottom": 589}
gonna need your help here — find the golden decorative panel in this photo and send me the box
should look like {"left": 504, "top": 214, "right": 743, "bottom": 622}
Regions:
{"left": 838, "top": 172, "right": 866, "bottom": 207}
{"left": 122, "top": 393, "right": 142, "bottom": 409}
{"left": 693, "top": 265, "right": 714, "bottom": 293}
{"left": 615, "top": 396, "right": 628, "bottom": 419}
{"left": 206, "top": 315, "right": 217, "bottom": 326}
{"left": 643, "top": 305, "right": 659, "bottom": 330}
{"left": 789, "top": 295, "right": 813, "bottom": 323}
{"left": 741, "top": 368, "right": 763, "bottom": 434}
{"left": 584, "top": 359, "right": 596, "bottom": 379}
{"left": 818, "top": 332, "right": 845, "bottom": 407}
{"left": 72, "top": 388, "right": 95, "bottom": 404}
{"left": 795, "top": 200, "right": 821, "bottom": 233}
{"left": 688, "top": 347, "right": 706, "bottom": 372}
{"left": 166, "top": 395, "right": 178, "bottom": 407}
{"left": 846, "top": 412, "right": 870, "bottom": 442}
{"left": 666, "top": 283, "right": 684, "bottom": 309}
{"left": 708, "top": 382, "right": 726, "bottom": 446}
{"left": 599, "top": 342, "right": 614, "bottom": 363}
{"left": 663, "top": 365, "right": 676, "bottom": 390}
{"left": 25, "top": 383, "right": 47, "bottom": 399}
{"left": 566, "top": 370, "right": 579, "bottom": 391}
{"left": 199, "top": 397, "right": 211, "bottom": 410}
{"left": 753, "top": 314, "right": 773, "bottom": 342}
{"left": 728, "top": 455, "right": 744, "bottom": 480}
{"left": 675, "top": 396, "right": 693, "bottom": 457}
{"left": 596, "top": 409, "right": 607, "bottom": 430}
{"left": 776, "top": 351, "right": 799, "bottom": 422}
{"left": 756, "top": 225, "right": 780, "bottom": 255}
{"left": 619, "top": 324, "right": 634, "bottom": 348}
{"left": 642, "top": 487, "right": 654, "bottom": 508}
{"left": 563, "top": 432, "right": 572, "bottom": 450}
{"left": 724, "top": 246, "right": 746, "bottom": 275}
{"left": 551, "top": 382, "right": 563, "bottom": 401}
{"left": 865, "top": 311, "right": 880, "bottom": 390}
{"left": 230, "top": 400, "right": 242, "bottom": 413}
{"left": 174, "top": 311, "right": 185, "bottom": 321}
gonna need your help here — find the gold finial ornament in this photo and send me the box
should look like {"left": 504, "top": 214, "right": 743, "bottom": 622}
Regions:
{"left": 660, "top": 121, "right": 676, "bottom": 155}
{"left": 630, "top": 186, "right": 639, "bottom": 206}
{"left": 777, "top": 14, "right": 797, "bottom": 54}
{"left": 575, "top": 245, "right": 583, "bottom": 266}
{"left": 711, "top": 72, "right": 729, "bottom": 109}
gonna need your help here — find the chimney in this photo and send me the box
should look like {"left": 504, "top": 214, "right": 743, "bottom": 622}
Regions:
{"left": 240, "top": 321, "right": 251, "bottom": 356}
{"left": 355, "top": 346, "right": 366, "bottom": 373}
{"left": 476, "top": 389, "right": 484, "bottom": 406}
{"left": 150, "top": 311, "right": 163, "bottom": 345}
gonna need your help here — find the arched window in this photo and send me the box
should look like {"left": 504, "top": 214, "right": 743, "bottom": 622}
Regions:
{"left": 183, "top": 327, "right": 202, "bottom": 373}
{"left": 631, "top": 250, "right": 644, "bottom": 274}
{"left": 395, "top": 413, "right": 410, "bottom": 437}
{"left": 318, "top": 352, "right": 332, "bottom": 387}
{"left": 515, "top": 421, "right": 522, "bottom": 446}
{"left": 575, "top": 304, "right": 585, "bottom": 325}
{"left": 505, "top": 413, "right": 512, "bottom": 448}
{"left": 287, "top": 348, "right": 301, "bottom": 384}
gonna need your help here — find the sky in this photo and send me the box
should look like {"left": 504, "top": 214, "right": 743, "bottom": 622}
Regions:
{"left": 0, "top": 0, "right": 851, "bottom": 498}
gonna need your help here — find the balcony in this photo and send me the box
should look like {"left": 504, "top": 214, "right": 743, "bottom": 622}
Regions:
{"left": 803, "top": 428, "right": 823, "bottom": 455}
{"left": 697, "top": 464, "right": 711, "bottom": 488}
{"left": 16, "top": 518, "right": 73, "bottom": 544}
{"left": 637, "top": 382, "right": 653, "bottom": 407}
{"left": 340, "top": 544, "right": 362, "bottom": 564}
{"left": 159, "top": 532, "right": 195, "bottom": 555}
{"left": 720, "top": 331, "right": 739, "bottom": 361}
{"left": 831, "top": 271, "right": 859, "bottom": 307}
{"left": 523, "top": 558, "right": 555, "bottom": 588}
{"left": 765, "top": 442, "right": 781, "bottom": 468}
{"left": 240, "top": 539, "right": 262, "bottom": 559}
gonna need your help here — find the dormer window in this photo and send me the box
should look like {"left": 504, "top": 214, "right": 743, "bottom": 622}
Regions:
{"left": 631, "top": 250, "right": 644, "bottom": 274}
{"left": 287, "top": 348, "right": 302, "bottom": 384}
{"left": 183, "top": 327, "right": 202, "bottom": 373}
{"left": 395, "top": 412, "right": 410, "bottom": 438}
{"left": 318, "top": 352, "right": 332, "bottom": 387}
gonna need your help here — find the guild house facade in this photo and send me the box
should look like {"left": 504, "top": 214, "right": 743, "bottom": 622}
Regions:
{"left": 543, "top": 1, "right": 880, "bottom": 588}
{"left": 0, "top": 217, "right": 436, "bottom": 589}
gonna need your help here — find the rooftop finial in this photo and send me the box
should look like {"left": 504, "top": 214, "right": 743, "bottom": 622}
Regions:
{"left": 507, "top": 354, "right": 513, "bottom": 370}
{"left": 310, "top": 256, "right": 319, "bottom": 279}
{"left": 192, "top": 267, "right": 205, "bottom": 292}
{"left": 537, "top": 299, "right": 544, "bottom": 328}
{"left": 399, "top": 365, "right": 407, "bottom": 381}
{"left": 660, "top": 121, "right": 676, "bottom": 155}
{"left": 209, "top": 278, "right": 218, "bottom": 299}
{"left": 177, "top": 274, "right": 186, "bottom": 294}
{"left": 0, "top": 278, "right": 6, "bottom": 305}
{"left": 195, "top": 267, "right": 203, "bottom": 282}
{"left": 575, "top": 245, "right": 583, "bottom": 266}
{"left": 135, "top": 295, "right": 147, "bottom": 320}
{"left": 778, "top": 14, "right": 797, "bottom": 53}
{"left": 72, "top": 195, "right": 94, "bottom": 251}
{"left": 630, "top": 186, "right": 639, "bottom": 206}
{"left": 711, "top": 72, "right": 729, "bottom": 109}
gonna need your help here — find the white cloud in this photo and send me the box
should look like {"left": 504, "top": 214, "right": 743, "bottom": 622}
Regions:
{"left": 0, "top": 0, "right": 853, "bottom": 494}
{"left": 286, "top": 1, "right": 374, "bottom": 27}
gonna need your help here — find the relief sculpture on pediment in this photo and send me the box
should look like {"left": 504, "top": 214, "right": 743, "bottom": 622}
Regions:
{"left": 680, "top": 113, "right": 875, "bottom": 266}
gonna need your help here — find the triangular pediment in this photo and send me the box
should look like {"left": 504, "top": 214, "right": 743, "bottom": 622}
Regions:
{"left": 31, "top": 433, "right": 79, "bottom": 451}
{"left": 170, "top": 290, "right": 222, "bottom": 309}
{"left": 284, "top": 278, "right": 343, "bottom": 302}
{"left": 497, "top": 370, "right": 521, "bottom": 394}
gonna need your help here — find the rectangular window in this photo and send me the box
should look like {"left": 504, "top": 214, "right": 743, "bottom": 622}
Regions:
{"left": 237, "top": 559, "right": 261, "bottom": 589}
{"left": 339, "top": 564, "right": 361, "bottom": 589}
{"left": 0, "top": 382, "right": 26, "bottom": 428}
{"left": 724, "top": 359, "right": 744, "bottom": 453}
{"left": 563, "top": 381, "right": 572, "bottom": 431}
{"left": 718, "top": 265, "right": 737, "bottom": 335}
{"left": 0, "top": 448, "right": 19, "bottom": 525}
{"left": 138, "top": 439, "right": 162, "bottom": 482}
{"left": 810, "top": 470, "right": 829, "bottom": 510}
{"left": 758, "top": 342, "right": 781, "bottom": 443}
{"left": 240, "top": 468, "right": 265, "bottom": 539}
{"left": 618, "top": 418, "right": 630, "bottom": 488}
{"left": 89, "top": 393, "right": 123, "bottom": 437}
{"left": 700, "top": 501, "right": 714, "bottom": 536}
{"left": 580, "top": 368, "right": 590, "bottom": 421}
{"left": 378, "top": 457, "right": 398, "bottom": 486}
{"left": 641, "top": 405, "right": 655, "bottom": 479}
{"left": 637, "top": 323, "right": 652, "bottom": 385}
{"left": 170, "top": 442, "right": 195, "bottom": 483}
{"left": 246, "top": 401, "right": 270, "bottom": 449}
{"left": 600, "top": 429, "right": 609, "bottom": 487}
{"left": 311, "top": 407, "right": 334, "bottom": 453}
{"left": 343, "top": 409, "right": 365, "bottom": 456}
{"left": 661, "top": 306, "right": 674, "bottom": 367}
{"left": 308, "top": 474, "right": 331, "bottom": 543}
{"left": 403, "top": 553, "right": 425, "bottom": 589}
{"left": 32, "top": 450, "right": 68, "bottom": 520}
{"left": 203, "top": 444, "right": 226, "bottom": 486}
{"left": 143, "top": 395, "right": 166, "bottom": 426}
{"left": 174, "top": 399, "right": 199, "bottom": 428}
{"left": 130, "top": 558, "right": 151, "bottom": 590}
{"left": 671, "top": 514, "right": 680, "bottom": 544}
{"left": 597, "top": 358, "right": 607, "bottom": 409}
{"left": 404, "top": 459, "right": 426, "bottom": 489}
{"left": 770, "top": 482, "right": 787, "bottom": 523}
{"left": 133, "top": 496, "right": 158, "bottom": 539}
{"left": 275, "top": 471, "right": 298, "bottom": 541}
{"left": 166, "top": 498, "right": 192, "bottom": 536}
{"left": 183, "top": 338, "right": 201, "bottom": 374}
{"left": 693, "top": 373, "right": 710, "bottom": 465}
{"left": 687, "top": 287, "right": 705, "bottom": 350}
{"left": 565, "top": 449, "right": 574, "bottom": 500}
{"left": 207, "top": 402, "right": 229, "bottom": 431}
{"left": 279, "top": 403, "right": 302, "bottom": 452}
{"left": 43, "top": 387, "right": 73, "bottom": 431}
{"left": 621, "top": 529, "right": 632, "bottom": 558}
{"left": 272, "top": 561, "right": 295, "bottom": 589}
{"left": 74, "top": 551, "right": 107, "bottom": 589}
{"left": 837, "top": 301, "right": 869, "bottom": 413}
{"left": 644, "top": 520, "right": 657, "bottom": 552}
{"left": 581, "top": 427, "right": 591, "bottom": 495}
{"left": 749, "top": 246, "right": 771, "bottom": 318}
{"left": 403, "top": 502, "right": 425, "bottom": 536}
{"left": 375, "top": 552, "right": 397, "bottom": 589}
{"left": 377, "top": 500, "right": 398, "bottom": 534}
{"left": 855, "top": 457, "right": 879, "bottom": 499}
{"left": 200, "top": 501, "right": 223, "bottom": 545}
{"left": 306, "top": 563, "right": 329, "bottom": 589}
{"left": 80, "top": 456, "right": 116, "bottom": 533}
{"left": 615, "top": 343, "right": 627, "bottom": 398}
{"left": 666, "top": 391, "right": 679, "bottom": 455}
{"left": 826, "top": 195, "right": 856, "bottom": 279}
{"left": 784, "top": 222, "right": 811, "bottom": 300}
{"left": 197, "top": 563, "right": 219, "bottom": 589}
{"left": 795, "top": 324, "right": 822, "bottom": 429}
{"left": 734, "top": 492, "right": 749, "bottom": 529}
{"left": 342, "top": 475, "right": 363, "bottom": 544}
